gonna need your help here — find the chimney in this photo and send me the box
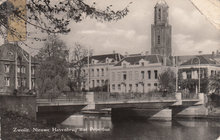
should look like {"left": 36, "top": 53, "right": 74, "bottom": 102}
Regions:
{"left": 212, "top": 51, "right": 215, "bottom": 58}
{"left": 124, "top": 52, "right": 128, "bottom": 57}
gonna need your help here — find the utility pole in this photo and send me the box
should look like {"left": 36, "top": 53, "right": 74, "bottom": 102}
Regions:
{"left": 175, "top": 56, "right": 178, "bottom": 92}
{"left": 87, "top": 47, "right": 90, "bottom": 91}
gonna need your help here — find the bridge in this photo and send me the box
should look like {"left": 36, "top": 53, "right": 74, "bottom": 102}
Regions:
{"left": 36, "top": 92, "right": 206, "bottom": 121}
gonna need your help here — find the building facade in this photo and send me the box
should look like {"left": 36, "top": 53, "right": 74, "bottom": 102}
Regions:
{"left": 0, "top": 44, "right": 37, "bottom": 95}
{"left": 178, "top": 55, "right": 220, "bottom": 93}
{"left": 69, "top": 53, "right": 123, "bottom": 91}
{"left": 109, "top": 54, "right": 173, "bottom": 93}
{"left": 151, "top": 0, "right": 172, "bottom": 57}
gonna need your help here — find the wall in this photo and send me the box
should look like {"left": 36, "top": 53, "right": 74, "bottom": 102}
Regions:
{"left": 0, "top": 95, "right": 36, "bottom": 120}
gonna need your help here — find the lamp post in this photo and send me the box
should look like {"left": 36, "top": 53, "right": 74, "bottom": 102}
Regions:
{"left": 175, "top": 56, "right": 178, "bottom": 92}
{"left": 193, "top": 57, "right": 201, "bottom": 93}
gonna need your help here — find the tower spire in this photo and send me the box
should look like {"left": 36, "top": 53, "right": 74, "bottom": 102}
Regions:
{"left": 151, "top": 0, "right": 172, "bottom": 57}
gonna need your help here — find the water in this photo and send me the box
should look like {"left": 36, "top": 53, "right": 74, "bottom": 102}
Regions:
{"left": 56, "top": 114, "right": 220, "bottom": 140}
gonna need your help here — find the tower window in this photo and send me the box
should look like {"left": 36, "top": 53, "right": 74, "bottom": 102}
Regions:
{"left": 158, "top": 9, "right": 161, "bottom": 20}
{"left": 157, "top": 35, "right": 160, "bottom": 44}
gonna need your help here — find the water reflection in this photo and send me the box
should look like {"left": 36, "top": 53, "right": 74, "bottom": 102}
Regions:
{"left": 61, "top": 114, "right": 112, "bottom": 132}
{"left": 60, "top": 114, "right": 220, "bottom": 140}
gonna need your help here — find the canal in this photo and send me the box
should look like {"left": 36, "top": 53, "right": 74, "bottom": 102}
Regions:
{"left": 38, "top": 113, "right": 220, "bottom": 140}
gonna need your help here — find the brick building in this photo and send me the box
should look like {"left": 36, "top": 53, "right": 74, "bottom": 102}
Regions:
{"left": 0, "top": 44, "right": 38, "bottom": 95}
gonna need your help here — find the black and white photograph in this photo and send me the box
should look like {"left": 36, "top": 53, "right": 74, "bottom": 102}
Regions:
{"left": 0, "top": 0, "right": 220, "bottom": 139}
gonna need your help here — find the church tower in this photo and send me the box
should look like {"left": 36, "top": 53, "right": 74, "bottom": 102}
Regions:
{"left": 151, "top": 0, "right": 172, "bottom": 57}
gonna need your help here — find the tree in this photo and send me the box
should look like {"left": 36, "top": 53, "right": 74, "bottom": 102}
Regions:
{"left": 68, "top": 43, "right": 90, "bottom": 92}
{"left": 158, "top": 68, "right": 176, "bottom": 94}
{"left": 209, "top": 72, "right": 220, "bottom": 95}
{"left": 36, "top": 35, "right": 69, "bottom": 98}
{"left": 0, "top": 0, "right": 131, "bottom": 42}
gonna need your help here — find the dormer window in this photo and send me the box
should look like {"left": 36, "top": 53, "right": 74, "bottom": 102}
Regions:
{"left": 141, "top": 62, "right": 144, "bottom": 66}
{"left": 106, "top": 58, "right": 109, "bottom": 63}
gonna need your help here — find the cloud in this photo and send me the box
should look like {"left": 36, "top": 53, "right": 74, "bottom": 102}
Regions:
{"left": 173, "top": 34, "right": 220, "bottom": 55}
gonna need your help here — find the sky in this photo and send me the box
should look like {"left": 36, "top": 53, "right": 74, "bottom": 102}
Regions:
{"left": 2, "top": 0, "right": 220, "bottom": 56}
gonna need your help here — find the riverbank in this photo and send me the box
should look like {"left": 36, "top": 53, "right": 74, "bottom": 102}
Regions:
{"left": 0, "top": 109, "right": 82, "bottom": 140}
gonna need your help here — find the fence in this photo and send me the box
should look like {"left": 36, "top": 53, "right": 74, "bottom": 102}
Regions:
{"left": 94, "top": 92, "right": 176, "bottom": 102}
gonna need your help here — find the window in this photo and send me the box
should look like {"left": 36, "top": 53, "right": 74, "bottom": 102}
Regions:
{"left": 135, "top": 71, "right": 139, "bottom": 80}
{"left": 123, "top": 74, "right": 127, "bottom": 81}
{"left": 17, "top": 66, "right": 21, "bottom": 73}
{"left": 117, "top": 72, "right": 121, "bottom": 81}
{"left": 141, "top": 62, "right": 144, "bottom": 66}
{"left": 187, "top": 71, "right": 192, "bottom": 79}
{"left": 31, "top": 78, "right": 35, "bottom": 88}
{"left": 22, "top": 78, "right": 26, "bottom": 86}
{"left": 154, "top": 83, "right": 158, "bottom": 87}
{"left": 158, "top": 8, "right": 161, "bottom": 20}
{"left": 4, "top": 64, "right": 10, "bottom": 73}
{"left": 154, "top": 70, "right": 158, "bottom": 79}
{"left": 91, "top": 69, "right": 94, "bottom": 77}
{"left": 4, "top": 77, "right": 10, "bottom": 86}
{"left": 148, "top": 71, "right": 151, "bottom": 79}
{"left": 112, "top": 84, "right": 115, "bottom": 90}
{"left": 92, "top": 80, "right": 95, "bottom": 88}
{"left": 97, "top": 69, "right": 99, "bottom": 77}
{"left": 157, "top": 35, "right": 160, "bottom": 44}
{"left": 31, "top": 66, "right": 35, "bottom": 75}
{"left": 118, "top": 84, "right": 121, "bottom": 90}
{"left": 129, "top": 71, "right": 132, "bottom": 80}
{"left": 97, "top": 80, "right": 100, "bottom": 86}
{"left": 101, "top": 68, "right": 104, "bottom": 76}
{"left": 211, "top": 70, "right": 214, "bottom": 76}
{"left": 129, "top": 84, "right": 132, "bottom": 92}
{"left": 112, "top": 72, "right": 115, "bottom": 81}
{"left": 141, "top": 71, "right": 145, "bottom": 80}
{"left": 101, "top": 80, "right": 104, "bottom": 86}
{"left": 21, "top": 66, "right": 26, "bottom": 73}
{"left": 136, "top": 84, "right": 138, "bottom": 92}
{"left": 148, "top": 83, "right": 151, "bottom": 87}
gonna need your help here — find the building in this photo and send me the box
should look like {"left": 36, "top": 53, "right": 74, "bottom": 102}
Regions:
{"left": 151, "top": 0, "right": 172, "bottom": 57}
{"left": 69, "top": 53, "right": 123, "bottom": 91}
{"left": 0, "top": 44, "right": 38, "bottom": 95}
{"left": 178, "top": 54, "right": 220, "bottom": 93}
{"left": 109, "top": 54, "right": 173, "bottom": 93}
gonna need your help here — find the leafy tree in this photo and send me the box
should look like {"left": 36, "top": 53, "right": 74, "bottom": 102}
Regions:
{"left": 36, "top": 35, "right": 69, "bottom": 98}
{"left": 209, "top": 71, "right": 220, "bottom": 95}
{"left": 0, "top": 0, "right": 131, "bottom": 42}
{"left": 158, "top": 68, "right": 176, "bottom": 94}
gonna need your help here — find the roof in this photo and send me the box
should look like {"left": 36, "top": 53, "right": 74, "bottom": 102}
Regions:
{"left": 0, "top": 43, "right": 38, "bottom": 63}
{"left": 115, "top": 54, "right": 171, "bottom": 66}
{"left": 70, "top": 53, "right": 123, "bottom": 67}
{"left": 180, "top": 55, "right": 219, "bottom": 66}
{"left": 155, "top": 0, "right": 168, "bottom": 7}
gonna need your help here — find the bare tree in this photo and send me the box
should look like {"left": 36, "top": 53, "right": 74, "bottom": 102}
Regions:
{"left": 0, "top": 0, "right": 131, "bottom": 43}
{"left": 68, "top": 43, "right": 92, "bottom": 92}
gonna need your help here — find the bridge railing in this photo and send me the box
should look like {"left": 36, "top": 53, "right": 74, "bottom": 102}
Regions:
{"left": 37, "top": 92, "right": 86, "bottom": 104}
{"left": 181, "top": 92, "right": 199, "bottom": 100}
{"left": 94, "top": 92, "right": 176, "bottom": 102}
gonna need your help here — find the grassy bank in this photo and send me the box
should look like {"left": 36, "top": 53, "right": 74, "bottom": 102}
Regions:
{"left": 0, "top": 109, "right": 83, "bottom": 140}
